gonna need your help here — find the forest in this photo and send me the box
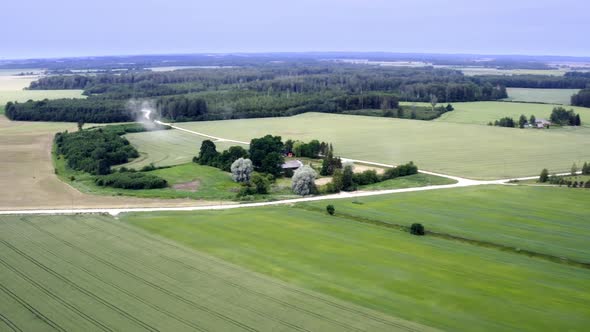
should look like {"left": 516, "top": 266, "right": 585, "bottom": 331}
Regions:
{"left": 571, "top": 89, "right": 590, "bottom": 107}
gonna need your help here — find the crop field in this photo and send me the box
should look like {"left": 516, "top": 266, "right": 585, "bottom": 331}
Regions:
{"left": 123, "top": 130, "right": 236, "bottom": 168}
{"left": 0, "top": 69, "right": 84, "bottom": 107}
{"left": 504, "top": 88, "right": 579, "bottom": 105}
{"left": 147, "top": 112, "right": 590, "bottom": 179}
{"left": 448, "top": 66, "right": 569, "bottom": 76}
{"left": 0, "top": 214, "right": 426, "bottom": 331}
{"left": 303, "top": 185, "right": 590, "bottom": 262}
{"left": 123, "top": 194, "right": 590, "bottom": 332}
{"left": 399, "top": 101, "right": 590, "bottom": 127}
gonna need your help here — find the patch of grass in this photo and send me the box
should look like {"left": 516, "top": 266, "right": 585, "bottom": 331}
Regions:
{"left": 55, "top": 154, "right": 241, "bottom": 200}
{"left": 359, "top": 173, "right": 456, "bottom": 190}
{"left": 303, "top": 185, "right": 590, "bottom": 262}
{"left": 157, "top": 112, "right": 590, "bottom": 179}
{"left": 121, "top": 130, "right": 236, "bottom": 168}
{"left": 0, "top": 214, "right": 424, "bottom": 331}
{"left": 123, "top": 201, "right": 590, "bottom": 332}
{"left": 504, "top": 88, "right": 579, "bottom": 105}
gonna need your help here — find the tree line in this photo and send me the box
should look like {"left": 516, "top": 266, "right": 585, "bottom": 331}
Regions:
{"left": 571, "top": 89, "right": 590, "bottom": 107}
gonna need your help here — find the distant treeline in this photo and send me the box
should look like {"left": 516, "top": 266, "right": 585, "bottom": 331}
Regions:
{"left": 28, "top": 66, "right": 508, "bottom": 104}
{"left": 571, "top": 89, "right": 590, "bottom": 107}
{"left": 5, "top": 99, "right": 132, "bottom": 123}
{"left": 479, "top": 72, "right": 590, "bottom": 89}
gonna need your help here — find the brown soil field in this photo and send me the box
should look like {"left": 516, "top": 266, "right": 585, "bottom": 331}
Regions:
{"left": 0, "top": 117, "right": 211, "bottom": 210}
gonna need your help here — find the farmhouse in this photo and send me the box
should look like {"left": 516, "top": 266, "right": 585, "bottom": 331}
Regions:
{"left": 535, "top": 119, "right": 552, "bottom": 128}
{"left": 282, "top": 160, "right": 303, "bottom": 170}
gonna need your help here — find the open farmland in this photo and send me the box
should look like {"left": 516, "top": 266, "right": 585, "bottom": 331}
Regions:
{"left": 0, "top": 117, "right": 201, "bottom": 210}
{"left": 0, "top": 69, "right": 84, "bottom": 107}
{"left": 0, "top": 214, "right": 427, "bottom": 332}
{"left": 504, "top": 88, "right": 579, "bottom": 105}
{"left": 399, "top": 101, "right": 590, "bottom": 127}
{"left": 123, "top": 192, "right": 590, "bottom": 332}
{"left": 146, "top": 112, "right": 590, "bottom": 179}
{"left": 303, "top": 185, "right": 590, "bottom": 262}
{"left": 122, "top": 129, "right": 236, "bottom": 168}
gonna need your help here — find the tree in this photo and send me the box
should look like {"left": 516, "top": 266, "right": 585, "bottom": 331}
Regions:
{"left": 341, "top": 164, "right": 356, "bottom": 191}
{"left": 249, "top": 135, "right": 284, "bottom": 174}
{"left": 291, "top": 165, "right": 317, "bottom": 196}
{"left": 518, "top": 114, "right": 527, "bottom": 128}
{"left": 571, "top": 163, "right": 578, "bottom": 176}
{"left": 196, "top": 140, "right": 219, "bottom": 165}
{"left": 326, "top": 205, "right": 335, "bottom": 215}
{"left": 575, "top": 114, "right": 582, "bottom": 126}
{"left": 582, "top": 162, "right": 589, "bottom": 175}
{"left": 410, "top": 223, "right": 425, "bottom": 236}
{"left": 77, "top": 120, "right": 85, "bottom": 131}
{"left": 445, "top": 104, "right": 454, "bottom": 112}
{"left": 250, "top": 173, "right": 270, "bottom": 194}
{"left": 261, "top": 152, "right": 284, "bottom": 177}
{"left": 539, "top": 168, "right": 549, "bottom": 183}
{"left": 230, "top": 158, "right": 253, "bottom": 183}
{"left": 529, "top": 115, "right": 536, "bottom": 126}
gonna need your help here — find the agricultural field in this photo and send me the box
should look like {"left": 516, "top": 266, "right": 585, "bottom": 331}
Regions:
{"left": 150, "top": 112, "right": 590, "bottom": 179}
{"left": 504, "top": 88, "right": 579, "bottom": 105}
{"left": 445, "top": 66, "right": 569, "bottom": 76}
{"left": 123, "top": 187, "right": 590, "bottom": 332}
{"left": 0, "top": 69, "right": 84, "bottom": 108}
{"left": 122, "top": 129, "right": 236, "bottom": 168}
{"left": 303, "top": 185, "right": 590, "bottom": 262}
{"left": 0, "top": 214, "right": 425, "bottom": 332}
{"left": 399, "top": 101, "right": 590, "bottom": 127}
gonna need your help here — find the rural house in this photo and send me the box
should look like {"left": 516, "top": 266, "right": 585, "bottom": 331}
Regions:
{"left": 281, "top": 160, "right": 303, "bottom": 170}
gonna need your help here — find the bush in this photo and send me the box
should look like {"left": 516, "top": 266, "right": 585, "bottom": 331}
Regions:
{"left": 95, "top": 172, "right": 167, "bottom": 189}
{"left": 410, "top": 223, "right": 425, "bottom": 236}
{"left": 251, "top": 173, "right": 270, "bottom": 194}
{"left": 326, "top": 205, "right": 335, "bottom": 215}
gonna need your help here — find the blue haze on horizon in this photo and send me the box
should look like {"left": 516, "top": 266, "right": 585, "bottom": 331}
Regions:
{"left": 1, "top": 0, "right": 589, "bottom": 59}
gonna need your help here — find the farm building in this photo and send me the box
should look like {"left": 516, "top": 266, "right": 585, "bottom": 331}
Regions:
{"left": 282, "top": 160, "right": 303, "bottom": 170}
{"left": 535, "top": 119, "right": 552, "bottom": 128}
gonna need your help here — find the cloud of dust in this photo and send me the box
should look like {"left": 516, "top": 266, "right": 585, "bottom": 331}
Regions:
{"left": 127, "top": 99, "right": 160, "bottom": 130}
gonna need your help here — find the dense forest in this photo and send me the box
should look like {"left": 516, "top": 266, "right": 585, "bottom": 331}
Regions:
{"left": 571, "top": 89, "right": 590, "bottom": 107}
{"left": 8, "top": 64, "right": 511, "bottom": 122}
{"left": 12, "top": 60, "right": 590, "bottom": 123}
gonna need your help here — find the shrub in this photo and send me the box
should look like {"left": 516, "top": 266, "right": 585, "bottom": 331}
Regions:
{"left": 326, "top": 205, "right": 335, "bottom": 215}
{"left": 539, "top": 168, "right": 549, "bottom": 183}
{"left": 410, "top": 223, "right": 425, "bottom": 236}
{"left": 251, "top": 173, "right": 270, "bottom": 194}
{"left": 94, "top": 172, "right": 167, "bottom": 189}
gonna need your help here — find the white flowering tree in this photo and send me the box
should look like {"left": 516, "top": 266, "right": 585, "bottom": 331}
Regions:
{"left": 291, "top": 165, "right": 317, "bottom": 196}
{"left": 231, "top": 158, "right": 253, "bottom": 183}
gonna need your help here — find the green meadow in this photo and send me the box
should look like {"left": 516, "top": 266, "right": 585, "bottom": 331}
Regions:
{"left": 124, "top": 186, "right": 590, "bottom": 332}
{"left": 303, "top": 185, "right": 590, "bottom": 262}
{"left": 152, "top": 112, "right": 590, "bottom": 179}
{"left": 0, "top": 214, "right": 425, "bottom": 331}
{"left": 504, "top": 88, "right": 579, "bottom": 105}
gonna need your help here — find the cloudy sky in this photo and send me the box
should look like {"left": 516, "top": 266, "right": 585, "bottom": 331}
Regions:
{"left": 1, "top": 0, "right": 588, "bottom": 58}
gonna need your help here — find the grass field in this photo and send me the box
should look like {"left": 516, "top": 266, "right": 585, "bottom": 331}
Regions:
{"left": 155, "top": 112, "right": 590, "bottom": 179}
{"left": 55, "top": 157, "right": 243, "bottom": 201}
{"left": 504, "top": 88, "right": 579, "bottom": 105}
{"left": 0, "top": 214, "right": 427, "bottom": 331}
{"left": 122, "top": 130, "right": 236, "bottom": 168}
{"left": 358, "top": 173, "right": 456, "bottom": 190}
{"left": 123, "top": 189, "right": 590, "bottom": 331}
{"left": 303, "top": 185, "right": 590, "bottom": 262}
{"left": 399, "top": 101, "right": 590, "bottom": 127}
{"left": 449, "top": 67, "right": 569, "bottom": 76}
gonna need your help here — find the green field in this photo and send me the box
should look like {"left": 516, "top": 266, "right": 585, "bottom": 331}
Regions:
{"left": 0, "top": 214, "right": 426, "bottom": 331}
{"left": 358, "top": 173, "right": 456, "bottom": 190}
{"left": 146, "top": 112, "right": 590, "bottom": 179}
{"left": 122, "top": 130, "right": 237, "bottom": 168}
{"left": 399, "top": 101, "right": 590, "bottom": 127}
{"left": 124, "top": 187, "right": 590, "bottom": 331}
{"left": 55, "top": 156, "right": 243, "bottom": 201}
{"left": 303, "top": 185, "right": 590, "bottom": 262}
{"left": 504, "top": 88, "right": 579, "bottom": 105}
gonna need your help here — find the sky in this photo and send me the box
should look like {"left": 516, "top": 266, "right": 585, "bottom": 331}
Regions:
{"left": 1, "top": 0, "right": 589, "bottom": 59}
